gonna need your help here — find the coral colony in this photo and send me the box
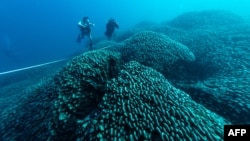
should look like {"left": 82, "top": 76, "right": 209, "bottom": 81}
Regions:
{"left": 1, "top": 10, "right": 250, "bottom": 141}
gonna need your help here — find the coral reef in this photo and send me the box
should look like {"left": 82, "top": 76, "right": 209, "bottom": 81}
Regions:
{"left": 50, "top": 50, "right": 121, "bottom": 140}
{"left": 169, "top": 10, "right": 245, "bottom": 29}
{"left": 51, "top": 61, "right": 227, "bottom": 140}
{"left": 121, "top": 31, "right": 195, "bottom": 76}
{"left": 176, "top": 70, "right": 250, "bottom": 124}
{"left": 0, "top": 77, "right": 57, "bottom": 141}
{"left": 1, "top": 10, "right": 249, "bottom": 141}
{"left": 0, "top": 50, "right": 121, "bottom": 140}
{"left": 156, "top": 10, "right": 250, "bottom": 124}
{"left": 75, "top": 61, "right": 227, "bottom": 141}
{"left": 0, "top": 50, "right": 227, "bottom": 141}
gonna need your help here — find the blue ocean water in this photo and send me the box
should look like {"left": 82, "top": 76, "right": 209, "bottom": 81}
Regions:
{"left": 0, "top": 0, "right": 249, "bottom": 72}
{"left": 1, "top": 0, "right": 250, "bottom": 141}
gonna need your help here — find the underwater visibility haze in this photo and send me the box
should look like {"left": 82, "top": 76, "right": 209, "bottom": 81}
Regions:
{"left": 0, "top": 0, "right": 250, "bottom": 140}
{"left": 0, "top": 0, "right": 250, "bottom": 72}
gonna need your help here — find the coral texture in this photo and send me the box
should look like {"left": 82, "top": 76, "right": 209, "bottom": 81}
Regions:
{"left": 72, "top": 61, "right": 226, "bottom": 141}
{"left": 121, "top": 31, "right": 195, "bottom": 75}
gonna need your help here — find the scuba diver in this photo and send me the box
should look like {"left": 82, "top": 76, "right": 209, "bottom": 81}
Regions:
{"left": 104, "top": 18, "right": 119, "bottom": 40}
{"left": 77, "top": 16, "right": 95, "bottom": 50}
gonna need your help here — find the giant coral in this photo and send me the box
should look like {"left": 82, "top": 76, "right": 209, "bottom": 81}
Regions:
{"left": 121, "top": 31, "right": 195, "bottom": 76}
{"left": 50, "top": 50, "right": 121, "bottom": 140}
{"left": 70, "top": 61, "right": 227, "bottom": 141}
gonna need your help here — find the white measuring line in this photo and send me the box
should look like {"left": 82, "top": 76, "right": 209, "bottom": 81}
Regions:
{"left": 0, "top": 58, "right": 69, "bottom": 75}
{"left": 0, "top": 45, "right": 115, "bottom": 76}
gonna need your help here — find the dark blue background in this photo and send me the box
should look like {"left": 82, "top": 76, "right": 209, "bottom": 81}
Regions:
{"left": 0, "top": 0, "right": 249, "bottom": 72}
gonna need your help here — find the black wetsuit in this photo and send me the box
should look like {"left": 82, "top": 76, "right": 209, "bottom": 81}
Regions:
{"left": 77, "top": 21, "right": 93, "bottom": 49}
{"left": 79, "top": 22, "right": 91, "bottom": 37}
{"left": 105, "top": 21, "right": 119, "bottom": 40}
{"left": 80, "top": 23, "right": 91, "bottom": 36}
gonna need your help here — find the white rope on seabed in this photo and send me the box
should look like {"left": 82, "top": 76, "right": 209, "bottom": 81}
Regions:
{"left": 0, "top": 58, "right": 68, "bottom": 75}
{"left": 0, "top": 45, "right": 114, "bottom": 76}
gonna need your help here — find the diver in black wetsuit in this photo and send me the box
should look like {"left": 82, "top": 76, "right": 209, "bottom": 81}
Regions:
{"left": 104, "top": 18, "right": 119, "bottom": 40}
{"left": 77, "top": 16, "right": 95, "bottom": 50}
